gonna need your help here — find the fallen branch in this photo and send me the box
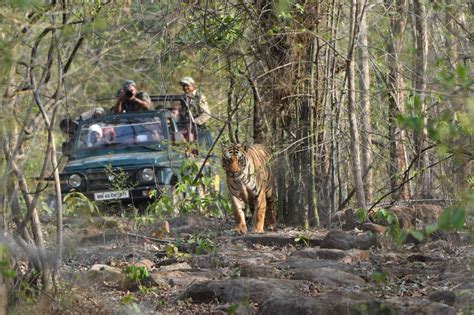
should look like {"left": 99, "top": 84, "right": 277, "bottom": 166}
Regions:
{"left": 124, "top": 232, "right": 174, "bottom": 244}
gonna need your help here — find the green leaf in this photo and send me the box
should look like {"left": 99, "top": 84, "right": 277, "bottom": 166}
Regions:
{"left": 437, "top": 208, "right": 452, "bottom": 230}
{"left": 276, "top": 0, "right": 292, "bottom": 14}
{"left": 370, "top": 271, "right": 388, "bottom": 285}
{"left": 450, "top": 208, "right": 466, "bottom": 229}
{"left": 374, "top": 209, "right": 388, "bottom": 223}
{"left": 355, "top": 208, "right": 368, "bottom": 223}
{"left": 408, "top": 230, "right": 424, "bottom": 242}
{"left": 424, "top": 224, "right": 438, "bottom": 235}
{"left": 10, "top": 0, "right": 42, "bottom": 8}
{"left": 386, "top": 213, "right": 397, "bottom": 225}
{"left": 120, "top": 294, "right": 137, "bottom": 305}
{"left": 455, "top": 64, "right": 468, "bottom": 83}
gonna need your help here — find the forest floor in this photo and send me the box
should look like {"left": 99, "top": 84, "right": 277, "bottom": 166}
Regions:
{"left": 9, "top": 208, "right": 474, "bottom": 314}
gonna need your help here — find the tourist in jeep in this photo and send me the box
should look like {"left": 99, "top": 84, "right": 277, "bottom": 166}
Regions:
{"left": 115, "top": 80, "right": 153, "bottom": 113}
{"left": 168, "top": 100, "right": 192, "bottom": 143}
{"left": 179, "top": 76, "right": 210, "bottom": 126}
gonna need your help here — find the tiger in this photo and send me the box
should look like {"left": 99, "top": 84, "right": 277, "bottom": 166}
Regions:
{"left": 221, "top": 143, "right": 276, "bottom": 234}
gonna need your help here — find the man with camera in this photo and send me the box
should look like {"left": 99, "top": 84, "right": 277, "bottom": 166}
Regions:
{"left": 115, "top": 79, "right": 152, "bottom": 113}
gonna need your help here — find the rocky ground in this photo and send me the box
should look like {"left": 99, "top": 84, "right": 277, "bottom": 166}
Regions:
{"left": 10, "top": 207, "right": 474, "bottom": 314}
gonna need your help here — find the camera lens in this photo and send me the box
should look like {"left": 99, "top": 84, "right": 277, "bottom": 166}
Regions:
{"left": 125, "top": 90, "right": 133, "bottom": 98}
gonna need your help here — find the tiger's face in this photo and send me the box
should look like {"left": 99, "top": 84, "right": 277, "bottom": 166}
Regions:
{"left": 222, "top": 145, "right": 247, "bottom": 177}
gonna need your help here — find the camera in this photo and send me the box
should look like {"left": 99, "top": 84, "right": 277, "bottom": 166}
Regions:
{"left": 125, "top": 89, "right": 133, "bottom": 98}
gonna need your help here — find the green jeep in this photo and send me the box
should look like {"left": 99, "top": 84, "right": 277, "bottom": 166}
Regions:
{"left": 60, "top": 97, "right": 218, "bottom": 206}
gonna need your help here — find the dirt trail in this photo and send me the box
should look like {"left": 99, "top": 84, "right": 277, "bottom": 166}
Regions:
{"left": 13, "top": 214, "right": 473, "bottom": 314}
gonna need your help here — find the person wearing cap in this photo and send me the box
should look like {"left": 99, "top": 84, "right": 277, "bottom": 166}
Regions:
{"left": 167, "top": 100, "right": 194, "bottom": 143}
{"left": 59, "top": 118, "right": 79, "bottom": 157}
{"left": 78, "top": 107, "right": 105, "bottom": 121}
{"left": 60, "top": 117, "right": 78, "bottom": 140}
{"left": 179, "top": 76, "right": 210, "bottom": 126}
{"left": 86, "top": 124, "right": 104, "bottom": 147}
{"left": 168, "top": 100, "right": 182, "bottom": 123}
{"left": 115, "top": 79, "right": 152, "bottom": 113}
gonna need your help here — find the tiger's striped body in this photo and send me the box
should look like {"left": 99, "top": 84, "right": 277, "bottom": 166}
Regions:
{"left": 221, "top": 143, "right": 276, "bottom": 234}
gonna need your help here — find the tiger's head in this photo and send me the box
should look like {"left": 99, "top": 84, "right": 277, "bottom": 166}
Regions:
{"left": 221, "top": 144, "right": 247, "bottom": 178}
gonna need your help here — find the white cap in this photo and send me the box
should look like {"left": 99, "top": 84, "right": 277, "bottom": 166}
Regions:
{"left": 180, "top": 77, "right": 195, "bottom": 86}
{"left": 88, "top": 124, "right": 103, "bottom": 137}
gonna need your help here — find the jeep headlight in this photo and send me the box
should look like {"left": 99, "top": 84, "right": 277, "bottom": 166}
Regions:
{"left": 68, "top": 174, "right": 82, "bottom": 188}
{"left": 140, "top": 168, "right": 155, "bottom": 182}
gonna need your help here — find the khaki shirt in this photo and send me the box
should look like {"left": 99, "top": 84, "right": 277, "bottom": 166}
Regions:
{"left": 121, "top": 91, "right": 153, "bottom": 112}
{"left": 184, "top": 90, "right": 210, "bottom": 126}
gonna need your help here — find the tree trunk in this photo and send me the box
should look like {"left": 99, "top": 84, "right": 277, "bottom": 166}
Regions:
{"left": 309, "top": 37, "right": 320, "bottom": 227}
{"left": 385, "top": 0, "right": 410, "bottom": 200}
{"left": 358, "top": 0, "right": 373, "bottom": 204}
{"left": 413, "top": 0, "right": 431, "bottom": 199}
{"left": 347, "top": 0, "right": 367, "bottom": 209}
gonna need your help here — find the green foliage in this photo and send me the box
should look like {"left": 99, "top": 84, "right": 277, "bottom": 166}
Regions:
{"left": 374, "top": 209, "right": 404, "bottom": 246}
{"left": 122, "top": 265, "right": 151, "bottom": 293}
{"left": 8, "top": 0, "right": 43, "bottom": 9}
{"left": 63, "top": 191, "right": 98, "bottom": 216}
{"left": 105, "top": 164, "right": 136, "bottom": 192}
{"left": 355, "top": 208, "right": 369, "bottom": 224}
{"left": 0, "top": 245, "right": 16, "bottom": 279}
{"left": 165, "top": 243, "right": 179, "bottom": 258}
{"left": 132, "top": 214, "right": 158, "bottom": 230}
{"left": 146, "top": 158, "right": 230, "bottom": 218}
{"left": 397, "top": 95, "right": 424, "bottom": 133}
{"left": 164, "top": 243, "right": 191, "bottom": 259}
{"left": 120, "top": 294, "right": 137, "bottom": 305}
{"left": 122, "top": 265, "right": 149, "bottom": 282}
{"left": 370, "top": 271, "right": 388, "bottom": 286}
{"left": 428, "top": 64, "right": 473, "bottom": 156}
{"left": 40, "top": 200, "right": 55, "bottom": 216}
{"left": 187, "top": 234, "right": 216, "bottom": 254}
{"left": 406, "top": 229, "right": 424, "bottom": 242}
{"left": 294, "top": 233, "right": 310, "bottom": 247}
{"left": 435, "top": 62, "right": 473, "bottom": 90}
{"left": 437, "top": 207, "right": 467, "bottom": 230}
{"left": 176, "top": 10, "right": 243, "bottom": 49}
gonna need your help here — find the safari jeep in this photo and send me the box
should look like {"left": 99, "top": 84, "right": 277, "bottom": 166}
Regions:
{"left": 59, "top": 97, "right": 217, "bottom": 206}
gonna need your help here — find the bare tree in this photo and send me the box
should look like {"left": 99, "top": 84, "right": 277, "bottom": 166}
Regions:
{"left": 358, "top": 0, "right": 373, "bottom": 204}
{"left": 347, "top": 0, "right": 367, "bottom": 209}
{"left": 385, "top": 0, "right": 410, "bottom": 200}
{"left": 412, "top": 0, "right": 431, "bottom": 199}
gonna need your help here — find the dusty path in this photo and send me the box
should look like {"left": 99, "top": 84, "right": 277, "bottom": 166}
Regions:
{"left": 15, "top": 214, "right": 472, "bottom": 314}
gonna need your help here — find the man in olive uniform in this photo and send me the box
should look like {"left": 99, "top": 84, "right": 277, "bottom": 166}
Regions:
{"left": 115, "top": 80, "right": 153, "bottom": 113}
{"left": 179, "top": 76, "right": 210, "bottom": 126}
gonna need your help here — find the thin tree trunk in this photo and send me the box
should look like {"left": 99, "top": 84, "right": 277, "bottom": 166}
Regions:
{"left": 309, "top": 37, "right": 320, "bottom": 227}
{"left": 413, "top": 0, "right": 431, "bottom": 198}
{"left": 347, "top": 0, "right": 367, "bottom": 209}
{"left": 385, "top": 0, "right": 410, "bottom": 200}
{"left": 358, "top": 0, "right": 373, "bottom": 204}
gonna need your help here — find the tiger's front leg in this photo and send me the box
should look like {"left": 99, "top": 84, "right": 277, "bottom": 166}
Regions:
{"left": 252, "top": 189, "right": 267, "bottom": 233}
{"left": 230, "top": 195, "right": 247, "bottom": 234}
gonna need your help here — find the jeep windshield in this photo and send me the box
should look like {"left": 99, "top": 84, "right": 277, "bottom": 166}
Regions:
{"left": 71, "top": 115, "right": 166, "bottom": 158}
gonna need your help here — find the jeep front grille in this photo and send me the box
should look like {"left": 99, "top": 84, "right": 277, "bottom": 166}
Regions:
{"left": 86, "top": 170, "right": 136, "bottom": 191}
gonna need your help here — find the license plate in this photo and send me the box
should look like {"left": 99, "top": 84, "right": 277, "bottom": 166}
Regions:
{"left": 94, "top": 190, "right": 130, "bottom": 201}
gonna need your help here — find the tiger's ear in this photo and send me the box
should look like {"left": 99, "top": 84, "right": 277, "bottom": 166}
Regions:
{"left": 242, "top": 141, "right": 251, "bottom": 152}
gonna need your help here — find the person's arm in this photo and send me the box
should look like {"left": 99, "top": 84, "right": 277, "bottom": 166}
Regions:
{"left": 194, "top": 93, "right": 210, "bottom": 125}
{"left": 131, "top": 92, "right": 152, "bottom": 110}
{"left": 115, "top": 90, "right": 125, "bottom": 113}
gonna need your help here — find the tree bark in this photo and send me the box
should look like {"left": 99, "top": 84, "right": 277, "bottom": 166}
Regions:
{"left": 347, "top": 0, "right": 367, "bottom": 209}
{"left": 413, "top": 0, "right": 431, "bottom": 198}
{"left": 309, "top": 37, "right": 320, "bottom": 227}
{"left": 385, "top": 0, "right": 410, "bottom": 200}
{"left": 358, "top": 0, "right": 373, "bottom": 204}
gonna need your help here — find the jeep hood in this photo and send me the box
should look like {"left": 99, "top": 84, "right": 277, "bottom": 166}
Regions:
{"left": 63, "top": 152, "right": 177, "bottom": 173}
